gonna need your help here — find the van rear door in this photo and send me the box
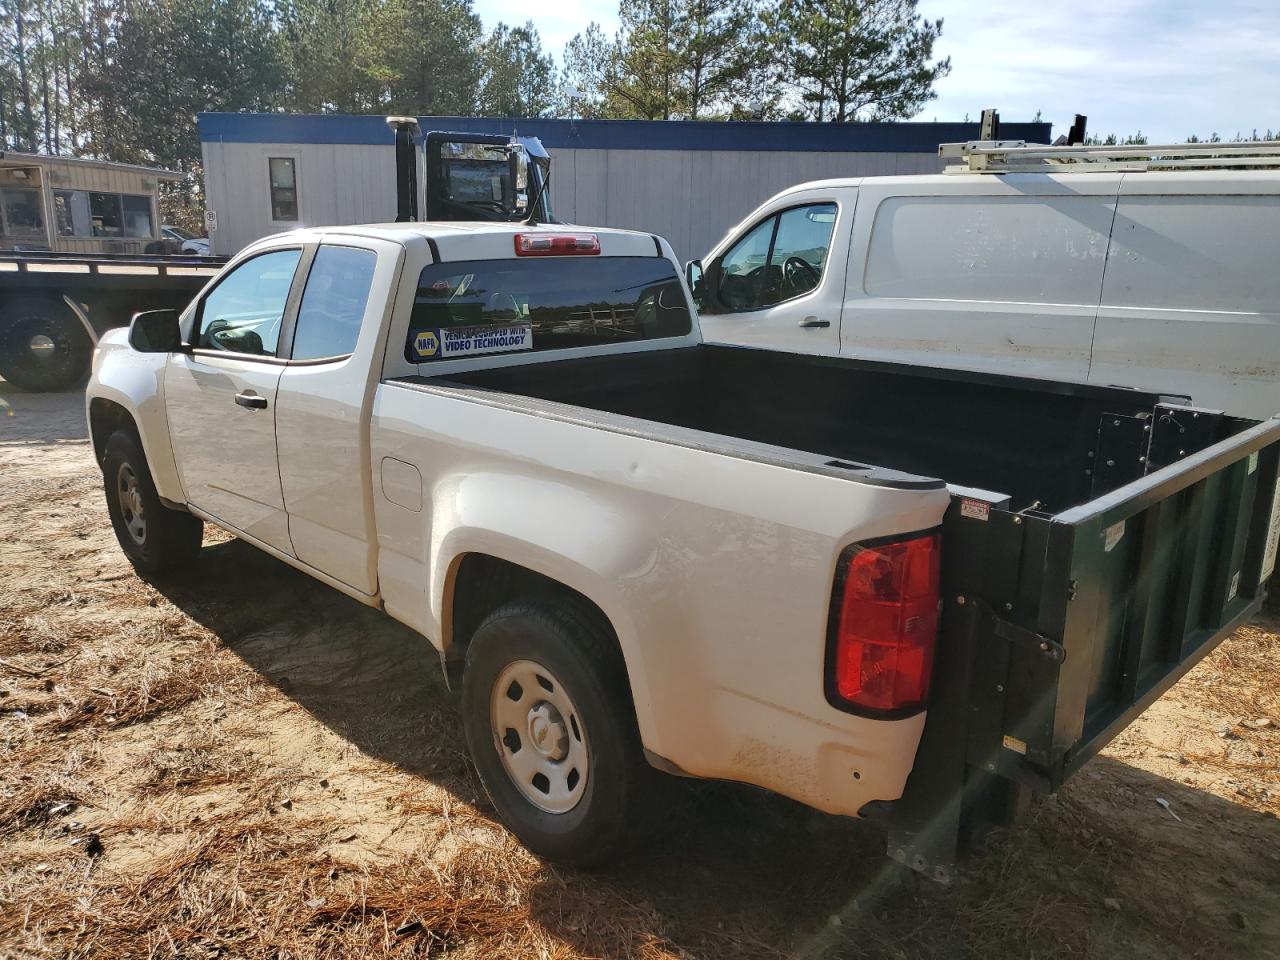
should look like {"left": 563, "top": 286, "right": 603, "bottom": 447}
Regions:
{"left": 840, "top": 175, "right": 1121, "bottom": 383}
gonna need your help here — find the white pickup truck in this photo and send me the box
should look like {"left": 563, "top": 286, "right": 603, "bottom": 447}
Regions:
{"left": 86, "top": 221, "right": 1280, "bottom": 879}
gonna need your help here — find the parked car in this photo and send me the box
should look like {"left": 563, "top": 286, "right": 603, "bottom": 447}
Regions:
{"left": 687, "top": 141, "right": 1280, "bottom": 420}
{"left": 161, "top": 225, "right": 211, "bottom": 256}
{"left": 85, "top": 220, "right": 1280, "bottom": 879}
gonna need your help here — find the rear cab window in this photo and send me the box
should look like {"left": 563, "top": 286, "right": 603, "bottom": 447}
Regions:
{"left": 404, "top": 256, "right": 692, "bottom": 363}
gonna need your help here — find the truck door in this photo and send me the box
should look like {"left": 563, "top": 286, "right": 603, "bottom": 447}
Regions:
{"left": 696, "top": 194, "right": 848, "bottom": 354}
{"left": 273, "top": 237, "right": 402, "bottom": 596}
{"left": 164, "top": 247, "right": 304, "bottom": 554}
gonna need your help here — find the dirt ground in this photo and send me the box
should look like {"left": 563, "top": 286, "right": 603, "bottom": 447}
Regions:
{"left": 1, "top": 381, "right": 1278, "bottom": 960}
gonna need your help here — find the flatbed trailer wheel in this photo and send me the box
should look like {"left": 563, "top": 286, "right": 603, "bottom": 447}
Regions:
{"left": 460, "top": 598, "right": 655, "bottom": 866}
{"left": 0, "top": 297, "right": 93, "bottom": 392}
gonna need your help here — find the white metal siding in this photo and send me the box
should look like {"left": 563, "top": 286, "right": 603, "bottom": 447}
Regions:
{"left": 201, "top": 140, "right": 942, "bottom": 261}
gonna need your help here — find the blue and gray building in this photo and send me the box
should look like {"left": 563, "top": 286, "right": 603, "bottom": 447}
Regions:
{"left": 198, "top": 113, "right": 1051, "bottom": 262}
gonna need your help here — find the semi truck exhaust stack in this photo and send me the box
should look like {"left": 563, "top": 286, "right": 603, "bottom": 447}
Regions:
{"left": 386, "top": 116, "right": 421, "bottom": 222}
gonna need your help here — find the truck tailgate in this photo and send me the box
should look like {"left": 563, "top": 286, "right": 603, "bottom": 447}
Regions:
{"left": 889, "top": 411, "right": 1280, "bottom": 881}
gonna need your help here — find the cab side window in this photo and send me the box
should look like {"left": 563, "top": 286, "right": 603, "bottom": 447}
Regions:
{"left": 713, "top": 203, "right": 837, "bottom": 312}
{"left": 290, "top": 246, "right": 378, "bottom": 360}
{"left": 196, "top": 249, "right": 302, "bottom": 356}
{"left": 717, "top": 217, "right": 774, "bottom": 311}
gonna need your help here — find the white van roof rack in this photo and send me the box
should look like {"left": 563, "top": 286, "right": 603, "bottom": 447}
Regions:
{"left": 939, "top": 139, "right": 1280, "bottom": 174}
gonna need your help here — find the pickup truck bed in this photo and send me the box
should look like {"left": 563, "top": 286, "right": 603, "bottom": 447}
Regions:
{"left": 411, "top": 342, "right": 1280, "bottom": 878}
{"left": 429, "top": 344, "right": 1229, "bottom": 509}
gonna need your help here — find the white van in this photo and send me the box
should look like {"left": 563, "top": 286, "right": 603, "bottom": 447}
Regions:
{"left": 688, "top": 141, "right": 1280, "bottom": 419}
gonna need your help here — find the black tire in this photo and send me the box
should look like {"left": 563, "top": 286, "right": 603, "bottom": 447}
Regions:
{"left": 0, "top": 297, "right": 93, "bottom": 392}
{"left": 460, "top": 598, "right": 654, "bottom": 866}
{"left": 102, "top": 429, "right": 203, "bottom": 576}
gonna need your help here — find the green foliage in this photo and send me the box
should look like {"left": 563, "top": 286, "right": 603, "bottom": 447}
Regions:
{"left": 764, "top": 0, "right": 950, "bottom": 122}
{"left": 478, "top": 21, "right": 558, "bottom": 118}
{"left": 563, "top": 0, "right": 765, "bottom": 120}
{"left": 0, "top": 0, "right": 557, "bottom": 174}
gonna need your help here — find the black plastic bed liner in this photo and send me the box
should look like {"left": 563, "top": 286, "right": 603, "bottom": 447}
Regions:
{"left": 431, "top": 343, "right": 1249, "bottom": 513}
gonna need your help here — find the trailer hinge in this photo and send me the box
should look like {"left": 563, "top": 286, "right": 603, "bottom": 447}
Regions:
{"left": 957, "top": 595, "right": 1066, "bottom": 664}
{"left": 991, "top": 617, "right": 1065, "bottom": 664}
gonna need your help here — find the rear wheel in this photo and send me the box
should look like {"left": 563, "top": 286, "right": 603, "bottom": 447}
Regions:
{"left": 0, "top": 297, "right": 92, "bottom": 392}
{"left": 460, "top": 598, "right": 654, "bottom": 865}
{"left": 102, "top": 429, "right": 203, "bottom": 575}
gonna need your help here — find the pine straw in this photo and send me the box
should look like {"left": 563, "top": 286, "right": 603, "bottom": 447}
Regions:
{"left": 1190, "top": 613, "right": 1280, "bottom": 721}
{"left": 0, "top": 810, "right": 682, "bottom": 960}
{"left": 4, "top": 413, "right": 1280, "bottom": 960}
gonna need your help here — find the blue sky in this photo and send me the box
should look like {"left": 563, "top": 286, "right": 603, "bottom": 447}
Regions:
{"left": 472, "top": 0, "right": 1280, "bottom": 141}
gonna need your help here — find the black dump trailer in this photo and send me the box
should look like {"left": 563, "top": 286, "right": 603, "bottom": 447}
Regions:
{"left": 888, "top": 399, "right": 1280, "bottom": 881}
{"left": 0, "top": 253, "right": 223, "bottom": 391}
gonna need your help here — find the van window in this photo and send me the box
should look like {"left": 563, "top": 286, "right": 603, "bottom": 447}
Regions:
{"left": 767, "top": 204, "right": 837, "bottom": 303}
{"left": 1103, "top": 196, "right": 1280, "bottom": 313}
{"left": 717, "top": 217, "right": 774, "bottom": 311}
{"left": 864, "top": 196, "right": 1112, "bottom": 304}
{"left": 405, "top": 256, "right": 691, "bottom": 362}
{"left": 714, "top": 202, "right": 838, "bottom": 312}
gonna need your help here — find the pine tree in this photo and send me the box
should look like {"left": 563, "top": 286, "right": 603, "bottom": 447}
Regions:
{"left": 478, "top": 22, "right": 557, "bottom": 118}
{"left": 765, "top": 0, "right": 950, "bottom": 122}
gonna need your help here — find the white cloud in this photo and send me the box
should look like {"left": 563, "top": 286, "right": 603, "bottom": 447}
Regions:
{"left": 917, "top": 0, "right": 1280, "bottom": 140}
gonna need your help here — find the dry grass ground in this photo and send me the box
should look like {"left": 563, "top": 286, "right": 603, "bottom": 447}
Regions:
{"left": 0, "top": 381, "right": 1278, "bottom": 960}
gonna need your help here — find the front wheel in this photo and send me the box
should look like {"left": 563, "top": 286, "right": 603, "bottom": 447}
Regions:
{"left": 102, "top": 429, "right": 203, "bottom": 576}
{"left": 460, "top": 599, "right": 654, "bottom": 866}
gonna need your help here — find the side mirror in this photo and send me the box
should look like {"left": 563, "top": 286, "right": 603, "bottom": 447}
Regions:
{"left": 128, "top": 309, "right": 182, "bottom": 353}
{"left": 685, "top": 259, "right": 705, "bottom": 308}
{"left": 510, "top": 147, "right": 529, "bottom": 214}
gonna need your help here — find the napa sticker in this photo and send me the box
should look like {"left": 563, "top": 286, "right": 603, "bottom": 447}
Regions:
{"left": 413, "top": 323, "right": 532, "bottom": 361}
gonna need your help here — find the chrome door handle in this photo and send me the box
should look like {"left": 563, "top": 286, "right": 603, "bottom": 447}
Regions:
{"left": 799, "top": 316, "right": 830, "bottom": 328}
{"left": 234, "top": 391, "right": 268, "bottom": 409}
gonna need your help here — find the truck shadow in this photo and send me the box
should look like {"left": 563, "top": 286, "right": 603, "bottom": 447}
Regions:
{"left": 153, "top": 535, "right": 1280, "bottom": 960}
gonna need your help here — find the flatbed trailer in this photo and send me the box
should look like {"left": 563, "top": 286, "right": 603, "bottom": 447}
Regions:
{"left": 0, "top": 251, "right": 224, "bottom": 391}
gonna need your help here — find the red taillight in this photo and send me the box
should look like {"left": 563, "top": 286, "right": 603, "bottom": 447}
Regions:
{"left": 513, "top": 233, "right": 601, "bottom": 256}
{"left": 829, "top": 532, "right": 940, "bottom": 715}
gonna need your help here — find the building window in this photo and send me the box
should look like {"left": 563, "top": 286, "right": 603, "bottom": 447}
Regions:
{"left": 54, "top": 191, "right": 79, "bottom": 236}
{"left": 1, "top": 187, "right": 44, "bottom": 238}
{"left": 54, "top": 190, "right": 151, "bottom": 239}
{"left": 269, "top": 157, "right": 298, "bottom": 221}
{"left": 121, "top": 194, "right": 154, "bottom": 238}
{"left": 89, "top": 192, "right": 124, "bottom": 237}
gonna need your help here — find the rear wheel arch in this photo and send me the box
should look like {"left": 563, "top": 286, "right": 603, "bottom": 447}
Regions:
{"left": 443, "top": 553, "right": 631, "bottom": 696}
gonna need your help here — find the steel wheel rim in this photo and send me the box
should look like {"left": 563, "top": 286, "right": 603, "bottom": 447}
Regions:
{"left": 116, "top": 462, "right": 146, "bottom": 545}
{"left": 490, "top": 659, "right": 589, "bottom": 814}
